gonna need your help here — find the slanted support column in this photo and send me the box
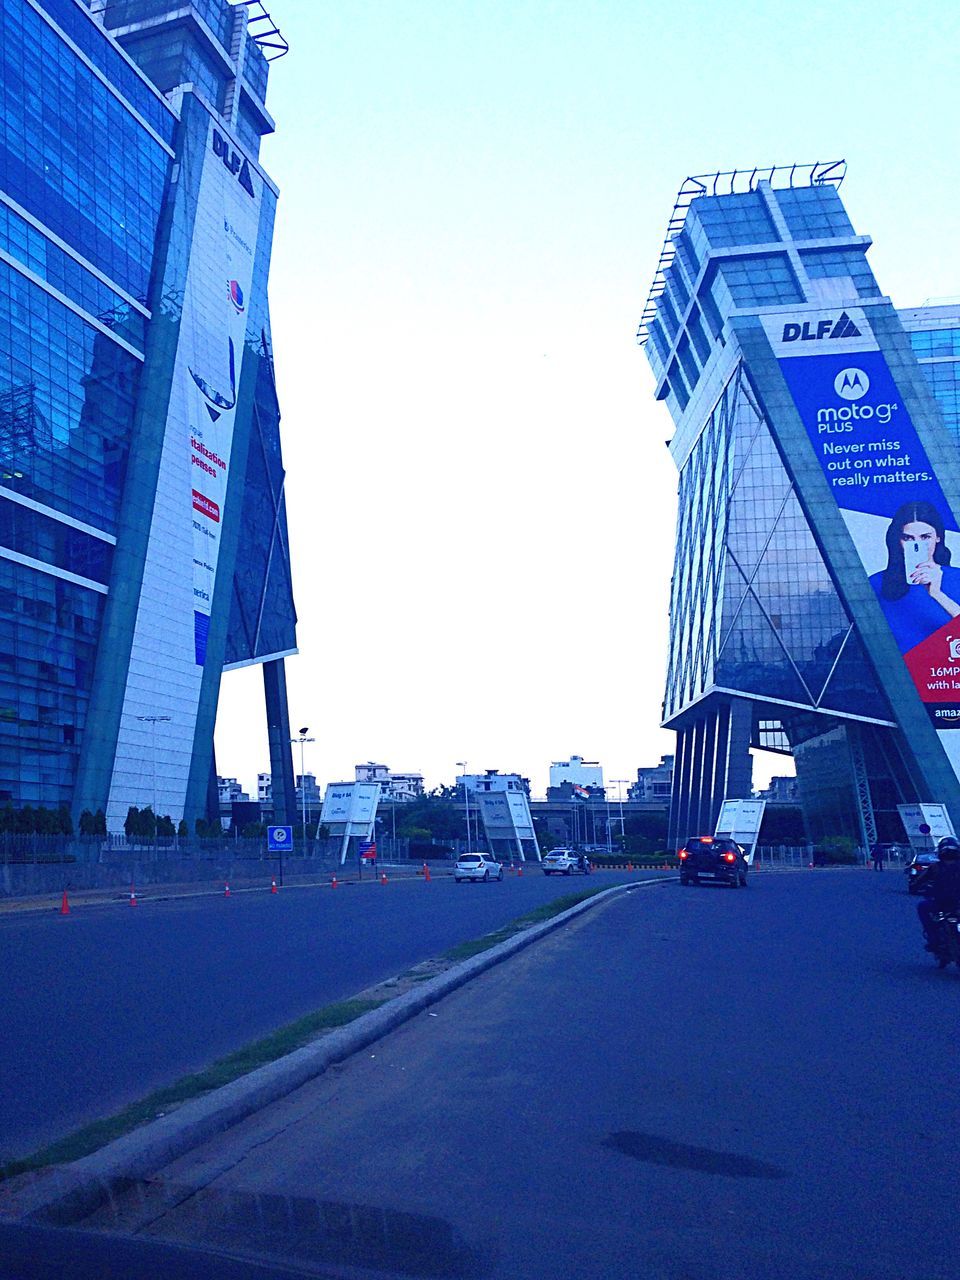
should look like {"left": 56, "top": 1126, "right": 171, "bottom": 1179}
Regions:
{"left": 263, "top": 658, "right": 297, "bottom": 824}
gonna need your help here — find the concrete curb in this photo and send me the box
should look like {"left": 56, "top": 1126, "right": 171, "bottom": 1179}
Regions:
{"left": 10, "top": 878, "right": 667, "bottom": 1224}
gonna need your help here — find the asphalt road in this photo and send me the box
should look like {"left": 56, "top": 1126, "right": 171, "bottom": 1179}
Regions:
{"left": 58, "top": 868, "right": 960, "bottom": 1280}
{"left": 0, "top": 867, "right": 634, "bottom": 1161}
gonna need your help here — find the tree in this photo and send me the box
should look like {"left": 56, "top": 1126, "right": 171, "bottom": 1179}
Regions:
{"left": 177, "top": 819, "right": 189, "bottom": 838}
{"left": 156, "top": 814, "right": 176, "bottom": 837}
{"left": 125, "top": 806, "right": 140, "bottom": 838}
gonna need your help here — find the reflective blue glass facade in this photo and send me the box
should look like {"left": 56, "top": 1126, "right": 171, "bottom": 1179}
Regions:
{"left": 1, "top": 0, "right": 296, "bottom": 824}
{"left": 643, "top": 171, "right": 960, "bottom": 848}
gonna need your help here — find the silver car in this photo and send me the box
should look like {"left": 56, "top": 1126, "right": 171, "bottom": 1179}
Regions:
{"left": 454, "top": 853, "right": 504, "bottom": 883}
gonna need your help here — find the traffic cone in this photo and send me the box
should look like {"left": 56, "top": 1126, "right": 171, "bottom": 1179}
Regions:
{"left": 331, "top": 875, "right": 338, "bottom": 890}
{"left": 380, "top": 871, "right": 388, "bottom": 885}
{"left": 60, "top": 889, "right": 70, "bottom": 916}
{"left": 224, "top": 882, "right": 230, "bottom": 897}
{"left": 424, "top": 864, "right": 431, "bottom": 883}
{"left": 517, "top": 864, "right": 523, "bottom": 876}
{"left": 129, "top": 887, "right": 137, "bottom": 907}
{"left": 627, "top": 862, "right": 634, "bottom": 872}
{"left": 271, "top": 878, "right": 278, "bottom": 894}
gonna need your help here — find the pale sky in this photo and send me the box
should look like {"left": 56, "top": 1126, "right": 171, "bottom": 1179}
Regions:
{"left": 214, "top": 0, "right": 960, "bottom": 799}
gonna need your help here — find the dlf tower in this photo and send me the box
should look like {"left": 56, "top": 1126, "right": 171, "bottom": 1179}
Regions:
{"left": 641, "top": 164, "right": 960, "bottom": 849}
{"left": 0, "top": 0, "right": 299, "bottom": 828}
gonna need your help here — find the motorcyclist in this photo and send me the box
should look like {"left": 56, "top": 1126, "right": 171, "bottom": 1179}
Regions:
{"left": 918, "top": 836, "right": 960, "bottom": 950}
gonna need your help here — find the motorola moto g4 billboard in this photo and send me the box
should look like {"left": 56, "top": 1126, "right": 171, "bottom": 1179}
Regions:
{"left": 765, "top": 307, "right": 960, "bottom": 764}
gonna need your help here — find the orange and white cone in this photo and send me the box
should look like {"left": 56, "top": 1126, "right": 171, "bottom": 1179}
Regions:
{"left": 129, "top": 887, "right": 138, "bottom": 907}
{"left": 60, "top": 889, "right": 70, "bottom": 916}
{"left": 424, "top": 864, "right": 431, "bottom": 882}
{"left": 224, "top": 882, "right": 231, "bottom": 897}
{"left": 380, "top": 871, "right": 388, "bottom": 885}
{"left": 331, "top": 875, "right": 338, "bottom": 890}
{"left": 271, "top": 878, "right": 278, "bottom": 894}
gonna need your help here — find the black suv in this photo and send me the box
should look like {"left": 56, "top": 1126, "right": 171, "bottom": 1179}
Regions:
{"left": 678, "top": 836, "right": 749, "bottom": 888}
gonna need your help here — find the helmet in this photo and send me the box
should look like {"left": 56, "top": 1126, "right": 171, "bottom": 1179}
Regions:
{"left": 937, "top": 836, "right": 960, "bottom": 861}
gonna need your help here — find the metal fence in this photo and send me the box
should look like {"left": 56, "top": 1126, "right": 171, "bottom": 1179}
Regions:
{"left": 0, "top": 833, "right": 427, "bottom": 865}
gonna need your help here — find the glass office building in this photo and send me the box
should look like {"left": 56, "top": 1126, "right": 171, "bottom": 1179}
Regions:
{"left": 640, "top": 165, "right": 960, "bottom": 848}
{"left": 0, "top": 0, "right": 297, "bottom": 829}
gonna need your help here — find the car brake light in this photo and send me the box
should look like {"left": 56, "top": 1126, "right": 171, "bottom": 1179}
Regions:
{"left": 678, "top": 850, "right": 688, "bottom": 860}
{"left": 723, "top": 852, "right": 736, "bottom": 863}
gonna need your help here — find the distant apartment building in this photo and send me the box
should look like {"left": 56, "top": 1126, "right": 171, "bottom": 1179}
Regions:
{"left": 756, "top": 776, "right": 800, "bottom": 803}
{"left": 629, "top": 756, "right": 674, "bottom": 803}
{"left": 457, "top": 770, "right": 529, "bottom": 795}
{"left": 217, "top": 777, "right": 250, "bottom": 806}
{"left": 355, "top": 763, "right": 425, "bottom": 802}
{"left": 549, "top": 756, "right": 604, "bottom": 791}
{"left": 257, "top": 771, "right": 320, "bottom": 814}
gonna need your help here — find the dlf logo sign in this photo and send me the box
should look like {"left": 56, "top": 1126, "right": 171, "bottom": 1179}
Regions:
{"left": 212, "top": 130, "right": 256, "bottom": 199}
{"left": 781, "top": 311, "right": 861, "bottom": 343}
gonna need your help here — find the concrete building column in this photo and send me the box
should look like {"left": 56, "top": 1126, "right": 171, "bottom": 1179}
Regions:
{"left": 263, "top": 658, "right": 297, "bottom": 825}
{"left": 669, "top": 725, "right": 694, "bottom": 850}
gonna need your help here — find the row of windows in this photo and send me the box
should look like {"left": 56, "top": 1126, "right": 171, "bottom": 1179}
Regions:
{"left": 1, "top": 0, "right": 169, "bottom": 300}
{"left": 37, "top": 0, "right": 177, "bottom": 145}
{"left": 911, "top": 328, "right": 960, "bottom": 358}
{"left": 0, "top": 262, "right": 140, "bottom": 534}
{"left": 0, "top": 199, "right": 146, "bottom": 350}
{"left": 0, "top": 497, "right": 112, "bottom": 584}
{"left": 713, "top": 253, "right": 804, "bottom": 309}
{"left": 800, "top": 248, "right": 881, "bottom": 299}
{"left": 0, "top": 555, "right": 102, "bottom": 807}
{"left": 688, "top": 192, "right": 780, "bottom": 252}
{"left": 774, "top": 186, "right": 853, "bottom": 240}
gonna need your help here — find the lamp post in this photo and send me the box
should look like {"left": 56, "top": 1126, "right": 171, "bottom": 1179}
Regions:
{"left": 611, "top": 780, "right": 629, "bottom": 848}
{"left": 136, "top": 715, "right": 170, "bottom": 832}
{"left": 291, "top": 727, "right": 315, "bottom": 840}
{"left": 456, "top": 761, "right": 470, "bottom": 851}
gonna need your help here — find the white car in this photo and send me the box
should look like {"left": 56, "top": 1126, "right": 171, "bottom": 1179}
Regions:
{"left": 454, "top": 853, "right": 504, "bottom": 883}
{"left": 542, "top": 848, "right": 588, "bottom": 875}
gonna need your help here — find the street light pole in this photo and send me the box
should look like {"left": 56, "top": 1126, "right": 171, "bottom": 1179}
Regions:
{"left": 291, "top": 728, "right": 315, "bottom": 841}
{"left": 136, "top": 715, "right": 170, "bottom": 832}
{"left": 457, "top": 761, "right": 470, "bottom": 851}
{"left": 612, "top": 780, "right": 629, "bottom": 846}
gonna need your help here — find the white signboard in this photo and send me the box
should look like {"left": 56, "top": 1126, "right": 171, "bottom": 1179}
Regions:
{"left": 320, "top": 782, "right": 380, "bottom": 835}
{"left": 476, "top": 790, "right": 540, "bottom": 860}
{"left": 715, "top": 799, "right": 766, "bottom": 864}
{"left": 897, "top": 803, "right": 956, "bottom": 849}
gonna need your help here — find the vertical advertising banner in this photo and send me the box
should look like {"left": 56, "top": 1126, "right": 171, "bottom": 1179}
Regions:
{"left": 764, "top": 308, "right": 960, "bottom": 777}
{"left": 106, "top": 112, "right": 264, "bottom": 826}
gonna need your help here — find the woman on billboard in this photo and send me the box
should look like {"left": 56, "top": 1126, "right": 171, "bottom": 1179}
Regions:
{"left": 872, "top": 501, "right": 960, "bottom": 651}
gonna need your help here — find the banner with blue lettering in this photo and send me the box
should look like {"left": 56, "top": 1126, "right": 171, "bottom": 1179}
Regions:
{"left": 776, "top": 346, "right": 960, "bottom": 734}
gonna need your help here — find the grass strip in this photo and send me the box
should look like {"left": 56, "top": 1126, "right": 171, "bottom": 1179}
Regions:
{"left": 0, "top": 997, "right": 384, "bottom": 1182}
{"left": 440, "top": 888, "right": 605, "bottom": 961}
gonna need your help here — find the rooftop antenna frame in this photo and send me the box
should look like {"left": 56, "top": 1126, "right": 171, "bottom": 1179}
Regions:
{"left": 636, "top": 160, "right": 846, "bottom": 346}
{"left": 236, "top": 0, "right": 289, "bottom": 60}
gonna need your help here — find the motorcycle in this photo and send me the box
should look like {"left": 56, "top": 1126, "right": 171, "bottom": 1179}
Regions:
{"left": 906, "top": 853, "right": 939, "bottom": 895}
{"left": 927, "top": 911, "right": 960, "bottom": 970}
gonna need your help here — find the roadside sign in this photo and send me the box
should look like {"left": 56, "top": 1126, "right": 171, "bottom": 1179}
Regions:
{"left": 897, "top": 804, "right": 955, "bottom": 849}
{"left": 267, "top": 825, "right": 294, "bottom": 853}
{"left": 715, "top": 799, "right": 766, "bottom": 864}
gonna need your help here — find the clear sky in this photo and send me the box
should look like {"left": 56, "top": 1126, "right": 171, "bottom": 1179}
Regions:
{"left": 214, "top": 0, "right": 960, "bottom": 798}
